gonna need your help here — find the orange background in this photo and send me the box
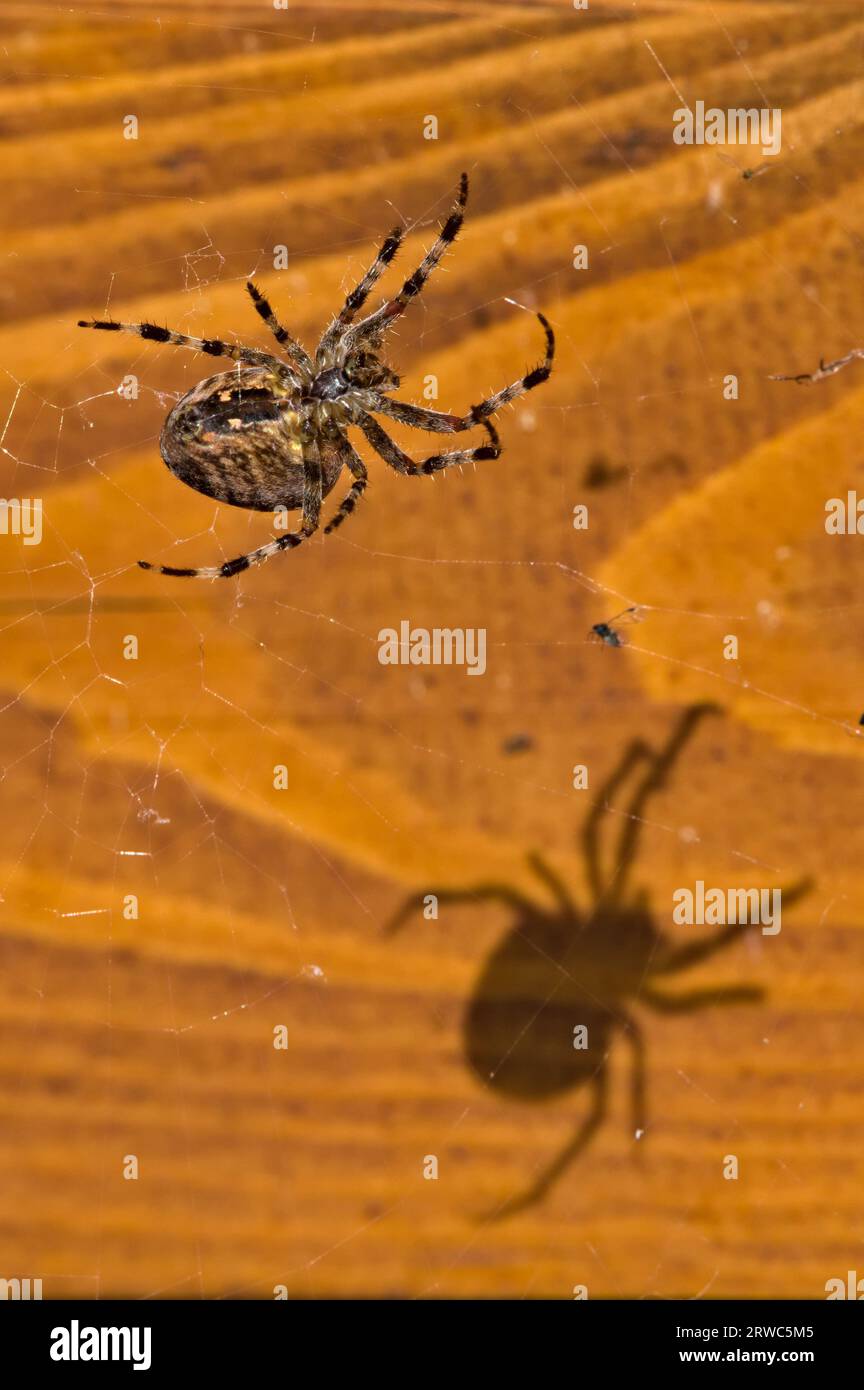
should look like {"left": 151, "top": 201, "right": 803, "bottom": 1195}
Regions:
{"left": 0, "top": 0, "right": 863, "bottom": 1298}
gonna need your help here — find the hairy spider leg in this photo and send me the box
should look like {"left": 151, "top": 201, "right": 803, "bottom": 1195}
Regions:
{"left": 367, "top": 310, "right": 555, "bottom": 433}
{"left": 341, "top": 172, "right": 469, "bottom": 349}
{"left": 316, "top": 224, "right": 405, "bottom": 361}
{"left": 323, "top": 437, "right": 368, "bottom": 535}
{"left": 245, "top": 281, "right": 315, "bottom": 377}
{"left": 355, "top": 412, "right": 500, "bottom": 475}
{"left": 77, "top": 318, "right": 295, "bottom": 379}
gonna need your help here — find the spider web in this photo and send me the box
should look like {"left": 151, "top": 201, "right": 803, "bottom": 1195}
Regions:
{"left": 1, "top": 0, "right": 863, "bottom": 1301}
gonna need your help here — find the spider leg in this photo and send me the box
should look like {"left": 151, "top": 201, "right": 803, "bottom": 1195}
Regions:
{"left": 77, "top": 317, "right": 291, "bottom": 375}
{"left": 461, "top": 309, "right": 555, "bottom": 423}
{"left": 138, "top": 441, "right": 325, "bottom": 579}
{"left": 316, "top": 224, "right": 404, "bottom": 360}
{"left": 323, "top": 437, "right": 368, "bottom": 535}
{"left": 245, "top": 280, "right": 314, "bottom": 378}
{"left": 527, "top": 851, "right": 576, "bottom": 915}
{"left": 342, "top": 172, "right": 468, "bottom": 348}
{"left": 653, "top": 877, "right": 811, "bottom": 977}
{"left": 384, "top": 882, "right": 535, "bottom": 937}
{"left": 585, "top": 705, "right": 718, "bottom": 910}
{"left": 641, "top": 984, "right": 763, "bottom": 1013}
{"left": 356, "top": 410, "right": 500, "bottom": 476}
{"left": 483, "top": 1065, "right": 609, "bottom": 1222}
{"left": 367, "top": 311, "right": 554, "bottom": 431}
{"left": 654, "top": 922, "right": 743, "bottom": 975}
{"left": 583, "top": 739, "right": 653, "bottom": 905}
{"left": 363, "top": 398, "right": 473, "bottom": 434}
{"left": 608, "top": 705, "right": 719, "bottom": 906}
{"left": 623, "top": 1010, "right": 647, "bottom": 1140}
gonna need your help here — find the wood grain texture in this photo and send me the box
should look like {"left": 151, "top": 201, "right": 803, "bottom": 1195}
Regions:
{"left": 0, "top": 0, "right": 862, "bottom": 1298}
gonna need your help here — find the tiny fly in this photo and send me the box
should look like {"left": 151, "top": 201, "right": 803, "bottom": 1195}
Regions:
{"left": 589, "top": 605, "right": 643, "bottom": 647}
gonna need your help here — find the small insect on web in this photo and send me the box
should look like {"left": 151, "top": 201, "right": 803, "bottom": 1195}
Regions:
{"left": 589, "top": 605, "right": 644, "bottom": 648}
{"left": 77, "top": 172, "right": 555, "bottom": 580}
{"left": 769, "top": 348, "right": 864, "bottom": 385}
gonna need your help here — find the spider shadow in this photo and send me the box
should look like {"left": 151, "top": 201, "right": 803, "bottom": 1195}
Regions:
{"left": 386, "top": 704, "right": 812, "bottom": 1219}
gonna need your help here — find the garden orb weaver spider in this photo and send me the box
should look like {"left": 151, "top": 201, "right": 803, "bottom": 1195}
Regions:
{"left": 78, "top": 172, "right": 555, "bottom": 579}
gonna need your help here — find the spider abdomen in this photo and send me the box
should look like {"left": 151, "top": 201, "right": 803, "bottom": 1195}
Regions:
{"left": 159, "top": 368, "right": 343, "bottom": 512}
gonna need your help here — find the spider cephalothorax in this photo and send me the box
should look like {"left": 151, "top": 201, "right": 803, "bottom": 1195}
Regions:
{"left": 79, "top": 173, "right": 554, "bottom": 579}
{"left": 339, "top": 348, "right": 400, "bottom": 394}
{"left": 307, "top": 354, "right": 398, "bottom": 400}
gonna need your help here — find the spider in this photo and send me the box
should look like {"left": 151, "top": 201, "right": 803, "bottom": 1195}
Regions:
{"left": 387, "top": 705, "right": 812, "bottom": 1219}
{"left": 78, "top": 172, "right": 555, "bottom": 579}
